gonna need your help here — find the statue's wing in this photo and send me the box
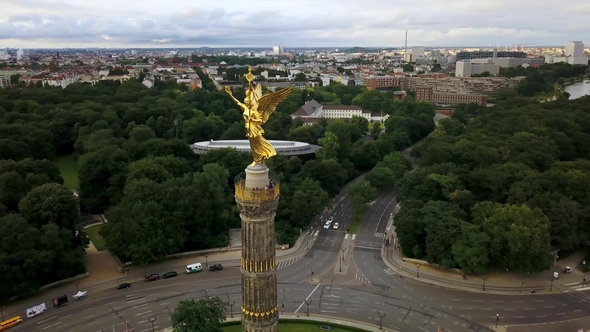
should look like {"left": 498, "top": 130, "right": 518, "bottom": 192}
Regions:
{"left": 258, "top": 87, "right": 293, "bottom": 124}
{"left": 254, "top": 83, "right": 263, "bottom": 100}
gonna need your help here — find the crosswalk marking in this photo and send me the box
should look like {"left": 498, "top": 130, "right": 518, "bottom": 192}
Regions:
{"left": 342, "top": 273, "right": 371, "bottom": 286}
{"left": 351, "top": 234, "right": 356, "bottom": 240}
{"left": 276, "top": 258, "right": 299, "bottom": 269}
{"left": 314, "top": 230, "right": 319, "bottom": 236}
{"left": 374, "top": 232, "right": 385, "bottom": 238}
{"left": 345, "top": 234, "right": 349, "bottom": 239}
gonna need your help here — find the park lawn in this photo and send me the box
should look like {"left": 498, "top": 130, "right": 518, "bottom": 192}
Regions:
{"left": 85, "top": 224, "right": 107, "bottom": 251}
{"left": 55, "top": 155, "right": 79, "bottom": 190}
{"left": 223, "top": 322, "right": 366, "bottom": 332}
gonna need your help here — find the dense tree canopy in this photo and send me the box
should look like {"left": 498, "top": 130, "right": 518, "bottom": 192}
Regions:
{"left": 0, "top": 77, "right": 435, "bottom": 285}
{"left": 396, "top": 95, "right": 590, "bottom": 273}
{"left": 172, "top": 298, "right": 226, "bottom": 332}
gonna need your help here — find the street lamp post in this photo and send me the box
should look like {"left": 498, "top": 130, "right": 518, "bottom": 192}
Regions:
{"left": 415, "top": 264, "right": 422, "bottom": 278}
{"left": 305, "top": 300, "right": 312, "bottom": 317}
{"left": 339, "top": 248, "right": 346, "bottom": 272}
{"left": 481, "top": 276, "right": 488, "bottom": 291}
{"left": 149, "top": 317, "right": 156, "bottom": 332}
{"left": 520, "top": 282, "right": 524, "bottom": 294}
{"left": 495, "top": 313, "right": 499, "bottom": 328}
{"left": 378, "top": 310, "right": 386, "bottom": 330}
{"left": 204, "top": 253, "right": 209, "bottom": 267}
{"left": 229, "top": 301, "right": 235, "bottom": 318}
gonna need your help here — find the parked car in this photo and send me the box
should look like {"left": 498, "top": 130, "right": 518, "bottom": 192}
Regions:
{"left": 209, "top": 264, "right": 223, "bottom": 271}
{"left": 332, "top": 222, "right": 340, "bottom": 230}
{"left": 144, "top": 273, "right": 160, "bottom": 282}
{"left": 116, "top": 283, "right": 131, "bottom": 290}
{"left": 162, "top": 271, "right": 178, "bottom": 279}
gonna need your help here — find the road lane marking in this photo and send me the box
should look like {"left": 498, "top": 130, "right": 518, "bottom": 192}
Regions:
{"left": 132, "top": 303, "right": 148, "bottom": 309}
{"left": 294, "top": 283, "right": 321, "bottom": 313}
{"left": 87, "top": 321, "right": 100, "bottom": 326}
{"left": 557, "top": 312, "right": 565, "bottom": 315}
{"left": 83, "top": 315, "right": 95, "bottom": 319}
{"left": 159, "top": 302, "right": 170, "bottom": 305}
{"left": 135, "top": 310, "right": 152, "bottom": 316}
{"left": 83, "top": 307, "right": 95, "bottom": 312}
{"left": 37, "top": 316, "right": 57, "bottom": 325}
{"left": 128, "top": 298, "right": 146, "bottom": 303}
{"left": 42, "top": 322, "right": 62, "bottom": 329}
{"left": 61, "top": 315, "right": 71, "bottom": 319}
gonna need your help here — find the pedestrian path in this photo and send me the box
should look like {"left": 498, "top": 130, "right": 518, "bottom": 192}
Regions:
{"left": 277, "top": 258, "right": 299, "bottom": 269}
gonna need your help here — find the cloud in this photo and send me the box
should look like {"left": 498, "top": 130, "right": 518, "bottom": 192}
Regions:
{"left": 0, "top": 0, "right": 587, "bottom": 48}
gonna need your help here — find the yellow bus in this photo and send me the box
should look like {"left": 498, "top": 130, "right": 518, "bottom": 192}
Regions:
{"left": 0, "top": 316, "right": 23, "bottom": 331}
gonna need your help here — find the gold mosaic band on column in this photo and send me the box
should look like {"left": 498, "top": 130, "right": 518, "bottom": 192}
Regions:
{"left": 241, "top": 257, "right": 277, "bottom": 272}
{"left": 241, "top": 305, "right": 279, "bottom": 321}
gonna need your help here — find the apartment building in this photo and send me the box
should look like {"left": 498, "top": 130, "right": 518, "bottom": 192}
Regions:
{"left": 0, "top": 76, "right": 10, "bottom": 88}
{"left": 416, "top": 88, "right": 487, "bottom": 106}
{"left": 363, "top": 76, "right": 405, "bottom": 90}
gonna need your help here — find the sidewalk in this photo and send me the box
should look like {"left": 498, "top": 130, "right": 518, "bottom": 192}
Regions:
{"left": 381, "top": 204, "right": 590, "bottom": 294}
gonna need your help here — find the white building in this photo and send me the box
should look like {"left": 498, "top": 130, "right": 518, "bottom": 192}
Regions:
{"left": 0, "top": 50, "right": 9, "bottom": 61}
{"left": 411, "top": 46, "right": 426, "bottom": 61}
{"left": 291, "top": 99, "right": 388, "bottom": 125}
{"left": 0, "top": 76, "right": 10, "bottom": 89}
{"left": 272, "top": 45, "right": 285, "bottom": 55}
{"left": 455, "top": 60, "right": 500, "bottom": 77}
{"left": 565, "top": 41, "right": 584, "bottom": 57}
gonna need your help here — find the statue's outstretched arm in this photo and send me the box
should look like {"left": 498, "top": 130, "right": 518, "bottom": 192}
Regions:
{"left": 224, "top": 87, "right": 245, "bottom": 108}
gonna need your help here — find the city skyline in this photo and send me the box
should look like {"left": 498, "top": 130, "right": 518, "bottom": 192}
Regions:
{"left": 0, "top": 0, "right": 589, "bottom": 48}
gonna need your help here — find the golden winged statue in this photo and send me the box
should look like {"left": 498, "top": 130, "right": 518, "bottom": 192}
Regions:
{"left": 225, "top": 67, "right": 292, "bottom": 166}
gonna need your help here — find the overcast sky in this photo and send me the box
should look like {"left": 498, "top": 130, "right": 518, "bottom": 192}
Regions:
{"left": 1, "top": 0, "right": 588, "bottom": 48}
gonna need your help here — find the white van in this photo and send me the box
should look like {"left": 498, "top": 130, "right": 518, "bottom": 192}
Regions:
{"left": 186, "top": 263, "right": 203, "bottom": 274}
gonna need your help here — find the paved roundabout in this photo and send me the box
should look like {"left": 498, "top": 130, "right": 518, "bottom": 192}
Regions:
{"left": 8, "top": 190, "right": 590, "bottom": 332}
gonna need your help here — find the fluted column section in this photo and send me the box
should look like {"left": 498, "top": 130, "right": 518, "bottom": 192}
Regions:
{"left": 235, "top": 165, "right": 279, "bottom": 332}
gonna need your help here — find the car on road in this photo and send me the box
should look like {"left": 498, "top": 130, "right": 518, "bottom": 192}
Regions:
{"left": 144, "top": 273, "right": 160, "bottom": 282}
{"left": 116, "top": 283, "right": 131, "bottom": 290}
{"left": 332, "top": 222, "right": 340, "bottom": 230}
{"left": 162, "top": 271, "right": 178, "bottom": 279}
{"left": 323, "top": 220, "right": 332, "bottom": 229}
{"left": 327, "top": 216, "right": 334, "bottom": 222}
{"left": 209, "top": 264, "right": 223, "bottom": 271}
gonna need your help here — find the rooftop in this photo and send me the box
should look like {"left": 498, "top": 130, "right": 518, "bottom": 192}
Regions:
{"left": 192, "top": 140, "right": 320, "bottom": 156}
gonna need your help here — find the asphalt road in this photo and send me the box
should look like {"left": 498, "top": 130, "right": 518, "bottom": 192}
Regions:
{"left": 8, "top": 186, "right": 590, "bottom": 332}
{"left": 349, "top": 188, "right": 590, "bottom": 330}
